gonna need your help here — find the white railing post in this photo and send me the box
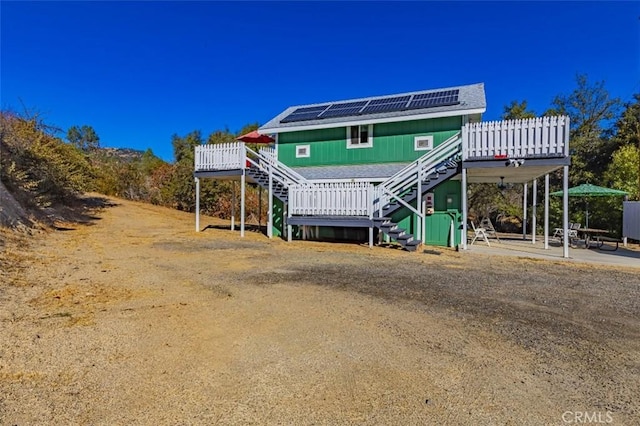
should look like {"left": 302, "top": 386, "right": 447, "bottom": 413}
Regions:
{"left": 267, "top": 163, "right": 273, "bottom": 238}
{"left": 462, "top": 123, "right": 468, "bottom": 161}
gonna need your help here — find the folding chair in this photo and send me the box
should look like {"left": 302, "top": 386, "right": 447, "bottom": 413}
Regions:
{"left": 552, "top": 223, "right": 569, "bottom": 240}
{"left": 470, "top": 221, "right": 490, "bottom": 246}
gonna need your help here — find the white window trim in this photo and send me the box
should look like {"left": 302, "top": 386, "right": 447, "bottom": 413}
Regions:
{"left": 414, "top": 135, "right": 434, "bottom": 151}
{"left": 295, "top": 144, "right": 310, "bottom": 158}
{"left": 346, "top": 124, "right": 373, "bottom": 149}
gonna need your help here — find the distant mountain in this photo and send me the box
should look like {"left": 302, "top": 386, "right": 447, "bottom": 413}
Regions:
{"left": 95, "top": 147, "right": 146, "bottom": 162}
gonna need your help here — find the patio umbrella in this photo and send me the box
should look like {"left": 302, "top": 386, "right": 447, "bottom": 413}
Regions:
{"left": 550, "top": 183, "right": 628, "bottom": 228}
{"left": 237, "top": 130, "right": 274, "bottom": 144}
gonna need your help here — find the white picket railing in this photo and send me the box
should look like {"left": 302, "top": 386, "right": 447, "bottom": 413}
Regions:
{"left": 195, "top": 117, "right": 570, "bottom": 220}
{"left": 260, "top": 146, "right": 277, "bottom": 162}
{"left": 462, "top": 116, "right": 570, "bottom": 160}
{"left": 195, "top": 142, "right": 244, "bottom": 171}
{"left": 289, "top": 182, "right": 374, "bottom": 216}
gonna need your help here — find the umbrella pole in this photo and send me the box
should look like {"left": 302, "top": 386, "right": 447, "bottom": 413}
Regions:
{"left": 586, "top": 199, "right": 589, "bottom": 229}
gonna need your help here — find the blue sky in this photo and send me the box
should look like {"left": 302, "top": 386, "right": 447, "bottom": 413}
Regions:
{"left": 2, "top": 1, "right": 639, "bottom": 162}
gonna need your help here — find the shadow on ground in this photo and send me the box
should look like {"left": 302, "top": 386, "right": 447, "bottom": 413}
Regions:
{"left": 45, "top": 194, "right": 120, "bottom": 230}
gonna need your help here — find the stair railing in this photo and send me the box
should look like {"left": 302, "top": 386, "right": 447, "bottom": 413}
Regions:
{"left": 245, "top": 146, "right": 310, "bottom": 188}
{"left": 375, "top": 132, "right": 462, "bottom": 216}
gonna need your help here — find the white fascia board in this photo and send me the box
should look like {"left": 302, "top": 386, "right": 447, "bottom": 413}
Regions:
{"left": 260, "top": 108, "right": 486, "bottom": 134}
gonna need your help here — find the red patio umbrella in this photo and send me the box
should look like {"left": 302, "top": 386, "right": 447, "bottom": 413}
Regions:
{"left": 236, "top": 130, "right": 274, "bottom": 144}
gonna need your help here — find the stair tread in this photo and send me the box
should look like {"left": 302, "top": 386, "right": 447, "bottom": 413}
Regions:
{"left": 394, "top": 234, "right": 413, "bottom": 241}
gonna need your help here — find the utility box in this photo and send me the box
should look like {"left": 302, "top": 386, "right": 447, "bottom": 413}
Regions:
{"left": 424, "top": 192, "right": 435, "bottom": 215}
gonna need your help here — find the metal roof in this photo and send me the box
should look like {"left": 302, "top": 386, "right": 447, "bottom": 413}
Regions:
{"left": 260, "top": 83, "right": 486, "bottom": 134}
{"left": 293, "top": 163, "right": 410, "bottom": 181}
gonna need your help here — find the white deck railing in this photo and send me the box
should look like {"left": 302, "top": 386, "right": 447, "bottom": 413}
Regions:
{"left": 289, "top": 182, "right": 374, "bottom": 216}
{"left": 462, "top": 116, "right": 570, "bottom": 160}
{"left": 259, "top": 146, "right": 277, "bottom": 162}
{"left": 195, "top": 142, "right": 244, "bottom": 171}
{"left": 195, "top": 117, "right": 570, "bottom": 220}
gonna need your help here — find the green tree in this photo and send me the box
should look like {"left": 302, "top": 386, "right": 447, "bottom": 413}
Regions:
{"left": 67, "top": 125, "right": 100, "bottom": 152}
{"left": 604, "top": 144, "right": 639, "bottom": 200}
{"left": 502, "top": 100, "right": 536, "bottom": 120}
{"left": 169, "top": 131, "right": 203, "bottom": 210}
{"left": 207, "top": 128, "right": 235, "bottom": 145}
{"left": 549, "top": 74, "right": 622, "bottom": 185}
{"left": 611, "top": 94, "right": 640, "bottom": 198}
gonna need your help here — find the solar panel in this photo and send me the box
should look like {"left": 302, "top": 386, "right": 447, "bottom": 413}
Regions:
{"left": 280, "top": 89, "right": 461, "bottom": 124}
{"left": 406, "top": 90, "right": 460, "bottom": 110}
{"left": 318, "top": 101, "right": 368, "bottom": 119}
{"left": 280, "top": 105, "right": 330, "bottom": 123}
{"left": 360, "top": 95, "right": 411, "bottom": 114}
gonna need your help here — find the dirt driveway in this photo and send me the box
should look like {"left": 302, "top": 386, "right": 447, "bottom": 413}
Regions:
{"left": 1, "top": 196, "right": 639, "bottom": 425}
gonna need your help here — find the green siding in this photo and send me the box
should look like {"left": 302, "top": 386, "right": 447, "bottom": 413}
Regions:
{"left": 278, "top": 116, "right": 462, "bottom": 167}
{"left": 386, "top": 180, "right": 462, "bottom": 247}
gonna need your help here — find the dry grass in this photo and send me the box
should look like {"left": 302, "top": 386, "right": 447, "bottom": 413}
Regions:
{"left": 1, "top": 196, "right": 638, "bottom": 425}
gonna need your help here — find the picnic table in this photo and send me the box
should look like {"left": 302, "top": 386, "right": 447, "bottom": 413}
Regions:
{"left": 577, "top": 228, "right": 617, "bottom": 250}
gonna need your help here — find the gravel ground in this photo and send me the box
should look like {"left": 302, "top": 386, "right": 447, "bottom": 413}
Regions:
{"left": 1, "top": 196, "right": 639, "bottom": 425}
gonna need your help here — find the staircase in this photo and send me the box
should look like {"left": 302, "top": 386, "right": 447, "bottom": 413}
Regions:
{"left": 212, "top": 136, "right": 461, "bottom": 251}
{"left": 372, "top": 133, "right": 462, "bottom": 251}
{"left": 244, "top": 146, "right": 309, "bottom": 204}
{"left": 246, "top": 166, "right": 290, "bottom": 203}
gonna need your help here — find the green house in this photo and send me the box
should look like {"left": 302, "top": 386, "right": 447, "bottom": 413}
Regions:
{"left": 195, "top": 82, "right": 571, "bottom": 253}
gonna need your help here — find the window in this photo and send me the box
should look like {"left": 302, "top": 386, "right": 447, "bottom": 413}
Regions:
{"left": 296, "top": 144, "right": 310, "bottom": 158}
{"left": 347, "top": 124, "right": 373, "bottom": 149}
{"left": 414, "top": 135, "right": 433, "bottom": 151}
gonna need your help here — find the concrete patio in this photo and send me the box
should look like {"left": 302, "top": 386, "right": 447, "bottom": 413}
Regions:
{"left": 464, "top": 234, "right": 640, "bottom": 269}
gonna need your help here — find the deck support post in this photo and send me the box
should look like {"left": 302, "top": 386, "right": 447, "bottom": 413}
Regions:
{"left": 195, "top": 177, "right": 200, "bottom": 232}
{"left": 267, "top": 164, "right": 273, "bottom": 238}
{"left": 461, "top": 167, "right": 468, "bottom": 250}
{"left": 523, "top": 183, "right": 528, "bottom": 240}
{"left": 369, "top": 185, "right": 374, "bottom": 249}
{"left": 563, "top": 165, "right": 569, "bottom": 258}
{"left": 286, "top": 204, "right": 292, "bottom": 242}
{"left": 240, "top": 169, "right": 245, "bottom": 238}
{"left": 544, "top": 173, "right": 550, "bottom": 249}
{"left": 231, "top": 182, "right": 236, "bottom": 231}
{"left": 422, "top": 200, "right": 426, "bottom": 244}
{"left": 416, "top": 164, "right": 422, "bottom": 243}
{"left": 532, "top": 179, "right": 537, "bottom": 244}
